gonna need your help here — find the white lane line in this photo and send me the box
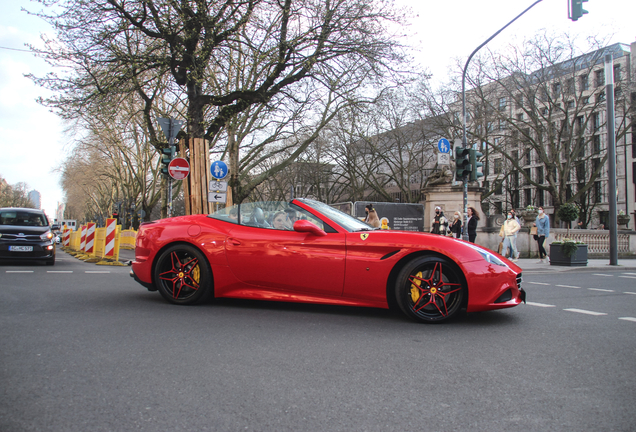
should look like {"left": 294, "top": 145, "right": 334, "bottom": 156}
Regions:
{"left": 625, "top": 292, "right": 636, "bottom": 295}
{"left": 618, "top": 276, "right": 636, "bottom": 280}
{"left": 6, "top": 271, "right": 34, "bottom": 273}
{"left": 47, "top": 271, "right": 73, "bottom": 273}
{"left": 526, "top": 281, "right": 550, "bottom": 286}
{"left": 526, "top": 302, "right": 555, "bottom": 308}
{"left": 588, "top": 288, "right": 614, "bottom": 293}
{"left": 564, "top": 308, "right": 607, "bottom": 316}
{"left": 619, "top": 317, "right": 636, "bottom": 322}
{"left": 592, "top": 273, "right": 613, "bottom": 277}
{"left": 85, "top": 271, "right": 111, "bottom": 274}
{"left": 556, "top": 284, "right": 581, "bottom": 289}
{"left": 622, "top": 273, "right": 636, "bottom": 276}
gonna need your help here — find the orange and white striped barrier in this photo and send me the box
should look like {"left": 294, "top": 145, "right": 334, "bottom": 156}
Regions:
{"left": 80, "top": 225, "right": 87, "bottom": 252}
{"left": 62, "top": 228, "right": 71, "bottom": 247}
{"left": 85, "top": 222, "right": 96, "bottom": 255}
{"left": 104, "top": 218, "right": 117, "bottom": 258}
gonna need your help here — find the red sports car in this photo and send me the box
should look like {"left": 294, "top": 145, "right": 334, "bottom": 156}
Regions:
{"left": 130, "top": 198, "right": 525, "bottom": 323}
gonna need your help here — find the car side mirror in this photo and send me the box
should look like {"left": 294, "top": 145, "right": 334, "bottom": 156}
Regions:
{"left": 51, "top": 224, "right": 60, "bottom": 230}
{"left": 293, "top": 219, "right": 327, "bottom": 236}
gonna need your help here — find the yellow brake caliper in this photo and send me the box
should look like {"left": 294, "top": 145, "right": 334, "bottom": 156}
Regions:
{"left": 410, "top": 271, "right": 423, "bottom": 302}
{"left": 192, "top": 265, "right": 200, "bottom": 285}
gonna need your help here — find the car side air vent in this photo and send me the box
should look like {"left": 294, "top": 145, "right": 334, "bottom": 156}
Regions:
{"left": 380, "top": 250, "right": 400, "bottom": 260}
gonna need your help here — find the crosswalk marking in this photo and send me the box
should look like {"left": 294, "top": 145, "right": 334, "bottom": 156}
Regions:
{"left": 564, "top": 308, "right": 607, "bottom": 316}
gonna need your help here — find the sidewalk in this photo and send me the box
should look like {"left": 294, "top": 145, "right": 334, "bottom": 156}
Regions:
{"left": 515, "top": 257, "right": 636, "bottom": 273}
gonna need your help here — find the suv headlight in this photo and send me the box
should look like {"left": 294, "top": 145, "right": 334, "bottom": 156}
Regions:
{"left": 41, "top": 231, "right": 54, "bottom": 241}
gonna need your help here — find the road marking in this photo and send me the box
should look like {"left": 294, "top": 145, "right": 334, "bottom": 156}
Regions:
{"left": 592, "top": 273, "right": 613, "bottom": 277}
{"left": 85, "top": 271, "right": 111, "bottom": 274}
{"left": 588, "top": 288, "right": 614, "bottom": 292}
{"left": 556, "top": 284, "right": 581, "bottom": 289}
{"left": 526, "top": 281, "right": 550, "bottom": 285}
{"left": 47, "top": 271, "right": 73, "bottom": 273}
{"left": 6, "top": 271, "right": 34, "bottom": 273}
{"left": 622, "top": 273, "right": 636, "bottom": 276}
{"left": 618, "top": 276, "right": 636, "bottom": 280}
{"left": 564, "top": 308, "right": 607, "bottom": 316}
{"left": 618, "top": 317, "right": 636, "bottom": 322}
{"left": 526, "top": 302, "right": 555, "bottom": 307}
{"left": 625, "top": 292, "right": 636, "bottom": 295}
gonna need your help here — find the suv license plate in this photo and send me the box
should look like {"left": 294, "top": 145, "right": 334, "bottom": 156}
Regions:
{"left": 10, "top": 246, "right": 33, "bottom": 252}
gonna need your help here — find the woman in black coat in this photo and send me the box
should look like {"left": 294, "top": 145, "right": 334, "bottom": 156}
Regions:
{"left": 467, "top": 206, "right": 480, "bottom": 243}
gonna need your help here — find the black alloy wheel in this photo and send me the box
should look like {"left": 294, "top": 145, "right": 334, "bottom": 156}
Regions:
{"left": 395, "top": 256, "right": 465, "bottom": 323}
{"left": 153, "top": 244, "right": 212, "bottom": 305}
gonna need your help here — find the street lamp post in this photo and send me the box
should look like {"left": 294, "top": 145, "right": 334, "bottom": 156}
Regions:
{"left": 461, "top": 0, "right": 544, "bottom": 240}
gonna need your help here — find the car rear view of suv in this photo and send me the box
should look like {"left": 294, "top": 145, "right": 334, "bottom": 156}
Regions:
{"left": 0, "top": 207, "right": 56, "bottom": 265}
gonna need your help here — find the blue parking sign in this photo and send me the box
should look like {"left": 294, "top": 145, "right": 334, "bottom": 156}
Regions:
{"left": 438, "top": 138, "right": 450, "bottom": 153}
{"left": 210, "top": 160, "right": 228, "bottom": 180}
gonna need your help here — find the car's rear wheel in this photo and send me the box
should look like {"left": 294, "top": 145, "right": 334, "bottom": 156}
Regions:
{"left": 395, "top": 256, "right": 464, "bottom": 323}
{"left": 153, "top": 244, "right": 212, "bottom": 305}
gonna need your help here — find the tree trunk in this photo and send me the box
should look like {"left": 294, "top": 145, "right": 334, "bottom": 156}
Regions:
{"left": 182, "top": 137, "right": 212, "bottom": 215}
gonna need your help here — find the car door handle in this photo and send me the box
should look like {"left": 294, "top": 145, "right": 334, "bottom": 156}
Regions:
{"left": 228, "top": 238, "right": 241, "bottom": 246}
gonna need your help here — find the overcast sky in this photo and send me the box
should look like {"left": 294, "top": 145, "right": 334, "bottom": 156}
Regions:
{"left": 1, "top": 0, "right": 634, "bottom": 218}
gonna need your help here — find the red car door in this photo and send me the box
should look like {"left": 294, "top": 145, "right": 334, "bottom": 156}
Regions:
{"left": 225, "top": 225, "right": 347, "bottom": 296}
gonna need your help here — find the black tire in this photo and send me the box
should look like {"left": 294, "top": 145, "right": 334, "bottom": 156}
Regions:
{"left": 46, "top": 259, "right": 55, "bottom": 266}
{"left": 395, "top": 256, "right": 465, "bottom": 323}
{"left": 153, "top": 244, "right": 212, "bottom": 305}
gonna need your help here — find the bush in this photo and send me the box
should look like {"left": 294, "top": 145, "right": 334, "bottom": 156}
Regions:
{"left": 557, "top": 203, "right": 579, "bottom": 236}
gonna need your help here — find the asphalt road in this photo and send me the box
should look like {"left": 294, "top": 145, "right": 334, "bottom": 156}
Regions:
{"left": 1, "top": 250, "right": 635, "bottom": 431}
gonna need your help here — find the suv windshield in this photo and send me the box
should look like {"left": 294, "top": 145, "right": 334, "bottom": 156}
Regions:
{"left": 0, "top": 210, "right": 48, "bottom": 227}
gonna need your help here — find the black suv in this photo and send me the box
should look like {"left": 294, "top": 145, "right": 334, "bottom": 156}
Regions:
{"left": 0, "top": 207, "right": 56, "bottom": 265}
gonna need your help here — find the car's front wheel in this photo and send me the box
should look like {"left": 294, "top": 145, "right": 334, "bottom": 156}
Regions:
{"left": 395, "top": 256, "right": 465, "bottom": 323}
{"left": 153, "top": 244, "right": 212, "bottom": 305}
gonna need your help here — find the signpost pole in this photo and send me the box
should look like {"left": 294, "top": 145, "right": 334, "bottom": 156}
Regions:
{"left": 167, "top": 120, "right": 173, "bottom": 218}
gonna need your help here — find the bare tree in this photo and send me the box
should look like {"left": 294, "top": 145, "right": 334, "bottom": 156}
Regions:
{"left": 29, "top": 0, "right": 411, "bottom": 212}
{"left": 0, "top": 177, "right": 35, "bottom": 208}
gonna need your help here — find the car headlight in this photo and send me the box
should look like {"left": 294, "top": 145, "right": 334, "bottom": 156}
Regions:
{"left": 466, "top": 243, "right": 508, "bottom": 267}
{"left": 41, "top": 231, "right": 54, "bottom": 241}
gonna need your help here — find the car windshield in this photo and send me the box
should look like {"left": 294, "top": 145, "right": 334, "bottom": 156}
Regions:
{"left": 208, "top": 201, "right": 329, "bottom": 231}
{"left": 297, "top": 198, "right": 374, "bottom": 232}
{"left": 0, "top": 211, "right": 47, "bottom": 227}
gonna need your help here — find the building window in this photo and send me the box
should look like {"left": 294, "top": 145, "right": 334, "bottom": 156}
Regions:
{"left": 494, "top": 159, "right": 502, "bottom": 174}
{"left": 595, "top": 69, "right": 604, "bottom": 87}
{"left": 498, "top": 97, "right": 507, "bottom": 111}
{"left": 566, "top": 78, "right": 575, "bottom": 95}
{"left": 592, "top": 158, "right": 601, "bottom": 176}
{"left": 495, "top": 182, "right": 503, "bottom": 195}
{"left": 516, "top": 95, "right": 523, "bottom": 109}
{"left": 525, "top": 188, "right": 532, "bottom": 207}
{"left": 593, "top": 135, "right": 601, "bottom": 154}
{"left": 576, "top": 161, "right": 586, "bottom": 182}
{"left": 614, "top": 64, "right": 621, "bottom": 81}
{"left": 580, "top": 74, "right": 589, "bottom": 91}
{"left": 552, "top": 82, "right": 561, "bottom": 96}
{"left": 536, "top": 166, "right": 544, "bottom": 184}
{"left": 567, "top": 100, "right": 575, "bottom": 109}
{"left": 541, "top": 107, "right": 549, "bottom": 116}
{"left": 537, "top": 189, "right": 544, "bottom": 207}
{"left": 596, "top": 92, "right": 605, "bottom": 103}
{"left": 592, "top": 112, "right": 600, "bottom": 131}
{"left": 582, "top": 96, "right": 589, "bottom": 105}
{"left": 524, "top": 168, "right": 531, "bottom": 185}
{"left": 517, "top": 113, "right": 523, "bottom": 121}
{"left": 594, "top": 181, "right": 602, "bottom": 203}
{"left": 524, "top": 150, "right": 531, "bottom": 166}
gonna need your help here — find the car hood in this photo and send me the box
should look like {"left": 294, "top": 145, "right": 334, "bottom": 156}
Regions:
{"left": 0, "top": 225, "right": 50, "bottom": 235}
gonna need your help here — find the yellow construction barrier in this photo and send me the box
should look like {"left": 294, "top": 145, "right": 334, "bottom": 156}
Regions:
{"left": 120, "top": 229, "right": 137, "bottom": 249}
{"left": 64, "top": 224, "right": 126, "bottom": 265}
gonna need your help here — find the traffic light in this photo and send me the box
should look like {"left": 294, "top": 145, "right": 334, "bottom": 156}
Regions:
{"left": 569, "top": 0, "right": 588, "bottom": 21}
{"left": 160, "top": 145, "right": 175, "bottom": 176}
{"left": 455, "top": 147, "right": 471, "bottom": 180}
{"left": 469, "top": 149, "right": 484, "bottom": 182}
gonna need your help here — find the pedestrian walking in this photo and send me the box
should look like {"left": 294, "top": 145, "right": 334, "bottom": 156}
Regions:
{"left": 430, "top": 206, "right": 448, "bottom": 235}
{"left": 501, "top": 211, "right": 520, "bottom": 261}
{"left": 449, "top": 211, "right": 463, "bottom": 239}
{"left": 466, "top": 206, "right": 479, "bottom": 243}
{"left": 533, "top": 206, "right": 550, "bottom": 263}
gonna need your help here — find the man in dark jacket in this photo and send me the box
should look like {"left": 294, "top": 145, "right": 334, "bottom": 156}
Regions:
{"left": 430, "top": 206, "right": 448, "bottom": 235}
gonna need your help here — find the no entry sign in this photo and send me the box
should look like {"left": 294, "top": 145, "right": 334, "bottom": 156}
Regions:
{"left": 168, "top": 157, "right": 190, "bottom": 180}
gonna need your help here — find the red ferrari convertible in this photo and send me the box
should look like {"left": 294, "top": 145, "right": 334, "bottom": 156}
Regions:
{"left": 130, "top": 199, "right": 525, "bottom": 323}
